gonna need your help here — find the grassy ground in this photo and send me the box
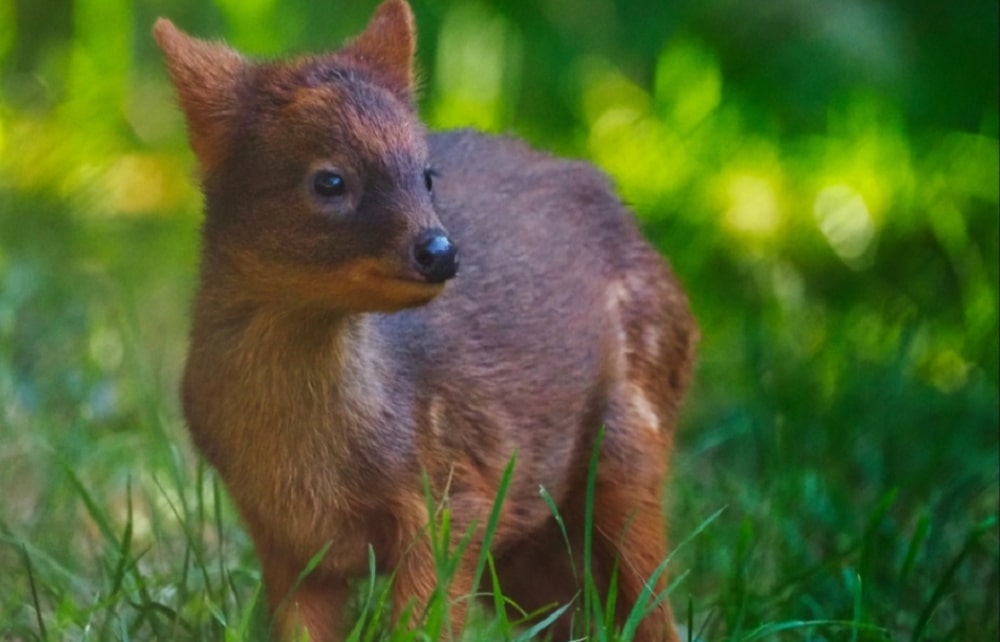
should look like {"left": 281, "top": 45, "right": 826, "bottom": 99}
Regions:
{"left": 0, "top": 186, "right": 996, "bottom": 641}
{"left": 1, "top": 0, "right": 998, "bottom": 640}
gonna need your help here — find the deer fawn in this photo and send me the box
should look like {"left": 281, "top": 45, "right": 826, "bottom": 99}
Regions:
{"left": 155, "top": 1, "right": 696, "bottom": 640}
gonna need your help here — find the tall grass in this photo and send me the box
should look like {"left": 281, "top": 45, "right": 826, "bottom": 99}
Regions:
{"left": 1, "top": 185, "right": 998, "bottom": 640}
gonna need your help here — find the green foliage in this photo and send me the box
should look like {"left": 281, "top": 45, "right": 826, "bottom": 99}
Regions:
{"left": 1, "top": 0, "right": 997, "bottom": 640}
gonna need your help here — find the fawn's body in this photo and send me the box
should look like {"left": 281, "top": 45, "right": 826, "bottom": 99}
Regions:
{"left": 157, "top": 2, "right": 695, "bottom": 641}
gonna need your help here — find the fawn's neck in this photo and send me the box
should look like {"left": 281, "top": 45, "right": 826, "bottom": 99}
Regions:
{"left": 185, "top": 265, "right": 420, "bottom": 562}
{"left": 184, "top": 256, "right": 407, "bottom": 494}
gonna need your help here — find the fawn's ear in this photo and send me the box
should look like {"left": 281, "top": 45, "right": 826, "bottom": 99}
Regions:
{"left": 153, "top": 19, "right": 245, "bottom": 176}
{"left": 340, "top": 0, "right": 417, "bottom": 102}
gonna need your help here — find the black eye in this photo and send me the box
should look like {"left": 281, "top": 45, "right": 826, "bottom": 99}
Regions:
{"left": 313, "top": 170, "right": 346, "bottom": 198}
{"left": 424, "top": 168, "right": 438, "bottom": 193}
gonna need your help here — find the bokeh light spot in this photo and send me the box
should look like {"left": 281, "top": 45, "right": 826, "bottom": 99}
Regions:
{"left": 654, "top": 39, "right": 721, "bottom": 131}
{"left": 724, "top": 174, "right": 780, "bottom": 238}
{"left": 814, "top": 185, "right": 877, "bottom": 267}
{"left": 431, "top": 3, "right": 521, "bottom": 131}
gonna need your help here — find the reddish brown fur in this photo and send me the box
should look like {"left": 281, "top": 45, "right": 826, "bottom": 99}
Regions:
{"left": 155, "top": 2, "right": 696, "bottom": 641}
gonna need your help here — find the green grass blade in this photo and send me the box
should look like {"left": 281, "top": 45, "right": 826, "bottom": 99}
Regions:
{"left": 486, "top": 552, "right": 514, "bottom": 640}
{"left": 620, "top": 508, "right": 724, "bottom": 639}
{"left": 269, "top": 540, "right": 333, "bottom": 640}
{"left": 910, "top": 515, "right": 997, "bottom": 642}
{"left": 60, "top": 460, "right": 119, "bottom": 550}
{"left": 294, "top": 541, "right": 334, "bottom": 589}
{"left": 844, "top": 570, "right": 862, "bottom": 642}
{"left": 212, "top": 470, "right": 229, "bottom": 612}
{"left": 583, "top": 427, "right": 606, "bottom": 639}
{"left": 742, "top": 619, "right": 889, "bottom": 641}
{"left": 603, "top": 559, "right": 619, "bottom": 640}
{"left": 513, "top": 601, "right": 573, "bottom": 642}
{"left": 109, "top": 479, "right": 134, "bottom": 596}
{"left": 539, "top": 485, "right": 578, "bottom": 585}
{"left": 897, "top": 512, "right": 929, "bottom": 586}
{"left": 472, "top": 453, "right": 517, "bottom": 592}
{"left": 20, "top": 543, "right": 48, "bottom": 641}
{"left": 152, "top": 475, "right": 215, "bottom": 601}
{"left": 686, "top": 594, "right": 693, "bottom": 642}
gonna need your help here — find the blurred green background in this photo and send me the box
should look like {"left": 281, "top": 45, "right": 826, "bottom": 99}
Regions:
{"left": 1, "top": 0, "right": 997, "bottom": 640}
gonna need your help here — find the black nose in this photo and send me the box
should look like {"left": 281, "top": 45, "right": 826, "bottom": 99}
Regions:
{"left": 412, "top": 228, "right": 458, "bottom": 283}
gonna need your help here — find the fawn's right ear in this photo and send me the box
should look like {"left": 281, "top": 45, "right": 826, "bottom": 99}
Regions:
{"left": 153, "top": 19, "right": 245, "bottom": 176}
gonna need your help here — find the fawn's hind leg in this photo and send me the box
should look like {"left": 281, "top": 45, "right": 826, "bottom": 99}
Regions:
{"left": 588, "top": 474, "right": 679, "bottom": 642}
{"left": 488, "top": 483, "right": 677, "bottom": 642}
{"left": 488, "top": 518, "right": 582, "bottom": 640}
{"left": 593, "top": 398, "right": 680, "bottom": 641}
{"left": 591, "top": 268, "right": 692, "bottom": 642}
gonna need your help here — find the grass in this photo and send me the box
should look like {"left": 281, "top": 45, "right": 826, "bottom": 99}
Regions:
{"left": 1, "top": 0, "right": 997, "bottom": 636}
{"left": 1, "top": 189, "right": 996, "bottom": 642}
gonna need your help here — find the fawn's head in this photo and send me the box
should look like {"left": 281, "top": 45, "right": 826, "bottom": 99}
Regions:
{"left": 155, "top": 0, "right": 457, "bottom": 313}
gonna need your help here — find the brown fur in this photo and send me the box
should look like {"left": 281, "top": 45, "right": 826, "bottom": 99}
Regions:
{"left": 154, "top": 2, "right": 697, "bottom": 641}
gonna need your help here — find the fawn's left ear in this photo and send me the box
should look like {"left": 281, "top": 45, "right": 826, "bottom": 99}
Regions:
{"left": 340, "top": 0, "right": 417, "bottom": 102}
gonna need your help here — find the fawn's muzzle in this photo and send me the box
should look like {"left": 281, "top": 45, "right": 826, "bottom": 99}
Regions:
{"left": 412, "top": 228, "right": 458, "bottom": 283}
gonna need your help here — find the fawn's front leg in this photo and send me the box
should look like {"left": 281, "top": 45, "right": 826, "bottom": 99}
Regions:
{"left": 260, "top": 552, "right": 351, "bottom": 642}
{"left": 389, "top": 487, "right": 492, "bottom": 639}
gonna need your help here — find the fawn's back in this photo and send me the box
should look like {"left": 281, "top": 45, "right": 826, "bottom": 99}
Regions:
{"left": 412, "top": 129, "right": 694, "bottom": 502}
{"left": 157, "top": 2, "right": 695, "bottom": 640}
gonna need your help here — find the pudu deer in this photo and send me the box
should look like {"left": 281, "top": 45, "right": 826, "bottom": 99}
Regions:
{"left": 154, "top": 1, "right": 696, "bottom": 640}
